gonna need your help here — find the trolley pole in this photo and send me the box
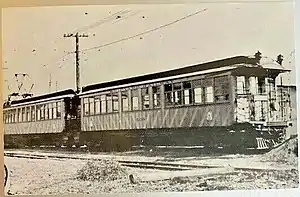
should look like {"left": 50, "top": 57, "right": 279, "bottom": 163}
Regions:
{"left": 64, "top": 33, "right": 88, "bottom": 93}
{"left": 49, "top": 73, "right": 52, "bottom": 93}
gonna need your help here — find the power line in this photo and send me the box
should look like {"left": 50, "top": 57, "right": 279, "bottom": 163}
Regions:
{"left": 42, "top": 8, "right": 208, "bottom": 82}
{"left": 81, "top": 8, "right": 208, "bottom": 53}
{"left": 41, "top": 52, "right": 71, "bottom": 68}
{"left": 71, "top": 9, "right": 133, "bottom": 34}
{"left": 110, "top": 11, "right": 140, "bottom": 25}
{"left": 45, "top": 10, "right": 131, "bottom": 53}
{"left": 3, "top": 10, "right": 134, "bottom": 73}
{"left": 40, "top": 10, "right": 136, "bottom": 69}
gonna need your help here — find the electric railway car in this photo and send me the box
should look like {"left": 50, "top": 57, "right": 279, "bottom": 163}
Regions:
{"left": 3, "top": 89, "right": 80, "bottom": 147}
{"left": 3, "top": 52, "right": 293, "bottom": 152}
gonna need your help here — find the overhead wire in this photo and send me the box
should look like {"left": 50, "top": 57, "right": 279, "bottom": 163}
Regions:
{"left": 41, "top": 9, "right": 136, "bottom": 69}
{"left": 44, "top": 10, "right": 132, "bottom": 55}
{"left": 52, "top": 10, "right": 139, "bottom": 69}
{"left": 110, "top": 10, "right": 140, "bottom": 25}
{"left": 70, "top": 9, "right": 133, "bottom": 34}
{"left": 6, "top": 8, "right": 208, "bottom": 95}
{"left": 25, "top": 9, "right": 136, "bottom": 94}
{"left": 81, "top": 8, "right": 208, "bottom": 53}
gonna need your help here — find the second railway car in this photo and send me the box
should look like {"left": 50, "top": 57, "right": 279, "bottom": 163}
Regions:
{"left": 77, "top": 52, "right": 292, "bottom": 152}
{"left": 3, "top": 52, "right": 293, "bottom": 153}
{"left": 3, "top": 89, "right": 80, "bottom": 148}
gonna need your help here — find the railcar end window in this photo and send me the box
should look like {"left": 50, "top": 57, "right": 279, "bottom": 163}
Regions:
{"left": 192, "top": 79, "right": 203, "bottom": 104}
{"left": 10, "top": 109, "right": 16, "bottom": 123}
{"left": 153, "top": 86, "right": 161, "bottom": 108}
{"left": 6, "top": 111, "right": 10, "bottom": 123}
{"left": 11, "top": 110, "right": 14, "bottom": 123}
{"left": 10, "top": 110, "right": 13, "bottom": 123}
{"left": 173, "top": 83, "right": 183, "bottom": 105}
{"left": 237, "top": 76, "right": 246, "bottom": 95}
{"left": 194, "top": 88, "right": 203, "bottom": 104}
{"left": 257, "top": 77, "right": 266, "bottom": 94}
{"left": 112, "top": 93, "right": 119, "bottom": 112}
{"left": 41, "top": 105, "right": 45, "bottom": 120}
{"left": 14, "top": 110, "right": 17, "bottom": 123}
{"left": 89, "top": 97, "right": 95, "bottom": 115}
{"left": 84, "top": 98, "right": 89, "bottom": 116}
{"left": 131, "top": 89, "right": 139, "bottom": 111}
{"left": 95, "top": 97, "right": 101, "bottom": 114}
{"left": 14, "top": 109, "right": 17, "bottom": 122}
{"left": 8, "top": 111, "right": 11, "bottom": 123}
{"left": 45, "top": 104, "right": 49, "bottom": 120}
{"left": 100, "top": 95, "right": 107, "bottom": 113}
{"left": 132, "top": 97, "right": 139, "bottom": 110}
{"left": 7, "top": 111, "right": 10, "bottom": 123}
{"left": 57, "top": 102, "right": 61, "bottom": 118}
{"left": 107, "top": 94, "right": 113, "bottom": 113}
{"left": 26, "top": 107, "right": 31, "bottom": 122}
{"left": 36, "top": 105, "right": 41, "bottom": 121}
{"left": 6, "top": 111, "right": 8, "bottom": 123}
{"left": 10, "top": 109, "right": 15, "bottom": 123}
{"left": 205, "top": 87, "right": 214, "bottom": 103}
{"left": 6, "top": 111, "right": 9, "bottom": 123}
{"left": 142, "top": 87, "right": 150, "bottom": 109}
{"left": 4, "top": 111, "right": 7, "bottom": 123}
{"left": 122, "top": 91, "right": 129, "bottom": 111}
{"left": 7, "top": 111, "right": 9, "bottom": 123}
{"left": 49, "top": 103, "right": 53, "bottom": 119}
{"left": 164, "top": 84, "right": 173, "bottom": 106}
{"left": 53, "top": 103, "right": 57, "bottom": 119}
{"left": 18, "top": 108, "right": 22, "bottom": 122}
{"left": 214, "top": 76, "right": 230, "bottom": 102}
{"left": 3, "top": 111, "right": 7, "bottom": 123}
{"left": 31, "top": 106, "right": 36, "bottom": 121}
{"left": 183, "top": 82, "right": 192, "bottom": 105}
{"left": 184, "top": 90, "right": 191, "bottom": 105}
{"left": 22, "top": 107, "right": 26, "bottom": 122}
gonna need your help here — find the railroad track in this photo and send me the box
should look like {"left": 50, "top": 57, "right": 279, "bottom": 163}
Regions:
{"left": 6, "top": 142, "right": 272, "bottom": 155}
{"left": 4, "top": 151, "right": 222, "bottom": 171}
{"left": 5, "top": 143, "right": 296, "bottom": 172}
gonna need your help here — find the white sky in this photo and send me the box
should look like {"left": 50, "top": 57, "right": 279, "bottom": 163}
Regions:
{"left": 2, "top": 2, "right": 295, "bottom": 98}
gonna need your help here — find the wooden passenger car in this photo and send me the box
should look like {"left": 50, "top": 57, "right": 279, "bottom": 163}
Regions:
{"left": 78, "top": 54, "right": 291, "bottom": 151}
{"left": 3, "top": 89, "right": 77, "bottom": 148}
{"left": 3, "top": 52, "right": 292, "bottom": 152}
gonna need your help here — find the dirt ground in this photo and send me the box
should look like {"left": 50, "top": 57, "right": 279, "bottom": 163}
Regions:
{"left": 3, "top": 137, "right": 299, "bottom": 195}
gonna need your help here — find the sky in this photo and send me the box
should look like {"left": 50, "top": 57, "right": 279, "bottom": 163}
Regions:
{"left": 2, "top": 2, "right": 295, "bottom": 99}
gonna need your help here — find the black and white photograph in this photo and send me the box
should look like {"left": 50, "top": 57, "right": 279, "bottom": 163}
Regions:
{"left": 2, "top": 1, "right": 298, "bottom": 195}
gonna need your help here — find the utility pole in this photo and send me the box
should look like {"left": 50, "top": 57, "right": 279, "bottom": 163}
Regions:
{"left": 64, "top": 33, "right": 88, "bottom": 93}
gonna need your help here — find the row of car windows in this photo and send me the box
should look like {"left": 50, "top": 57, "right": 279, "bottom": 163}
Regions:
{"left": 83, "top": 76, "right": 230, "bottom": 116}
{"left": 3, "top": 101, "right": 62, "bottom": 124}
{"left": 3, "top": 76, "right": 231, "bottom": 122}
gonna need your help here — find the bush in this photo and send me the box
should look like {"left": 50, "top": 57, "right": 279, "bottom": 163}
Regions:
{"left": 76, "top": 160, "right": 128, "bottom": 181}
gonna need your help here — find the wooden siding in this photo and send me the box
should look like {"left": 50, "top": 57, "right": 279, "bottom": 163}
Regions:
{"left": 82, "top": 103, "right": 233, "bottom": 131}
{"left": 4, "top": 100, "right": 65, "bottom": 135}
{"left": 4, "top": 119, "right": 65, "bottom": 135}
